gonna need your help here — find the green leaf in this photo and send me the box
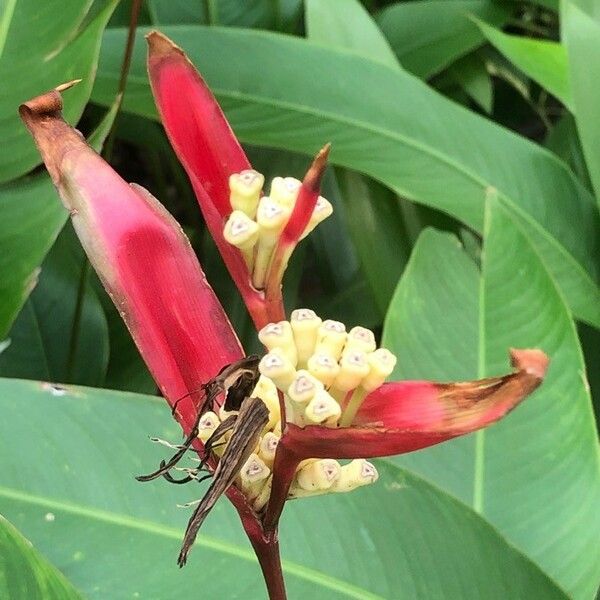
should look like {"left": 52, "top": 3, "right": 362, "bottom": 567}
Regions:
{"left": 475, "top": 19, "right": 572, "bottom": 110}
{"left": 383, "top": 221, "right": 600, "bottom": 597}
{"left": 0, "top": 379, "right": 567, "bottom": 598}
{"left": 0, "top": 0, "right": 117, "bottom": 182}
{"left": 92, "top": 26, "right": 600, "bottom": 326}
{"left": 0, "top": 514, "right": 83, "bottom": 600}
{"left": 376, "top": 0, "right": 511, "bottom": 78}
{"left": 305, "top": 0, "right": 400, "bottom": 70}
{"left": 0, "top": 177, "right": 67, "bottom": 339}
{"left": 446, "top": 52, "right": 493, "bottom": 113}
{"left": 0, "top": 228, "right": 109, "bottom": 386}
{"left": 545, "top": 114, "right": 592, "bottom": 191}
{"left": 528, "top": 0, "right": 559, "bottom": 10}
{"left": 563, "top": 0, "right": 600, "bottom": 19}
{"left": 87, "top": 92, "right": 122, "bottom": 152}
{"left": 310, "top": 275, "right": 381, "bottom": 329}
{"left": 562, "top": 2, "right": 600, "bottom": 203}
{"left": 147, "top": 0, "right": 204, "bottom": 24}
{"left": 147, "top": 0, "right": 302, "bottom": 30}
{"left": 335, "top": 170, "right": 411, "bottom": 316}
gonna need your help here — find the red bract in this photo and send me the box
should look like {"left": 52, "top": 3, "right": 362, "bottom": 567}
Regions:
{"left": 21, "top": 48, "right": 549, "bottom": 598}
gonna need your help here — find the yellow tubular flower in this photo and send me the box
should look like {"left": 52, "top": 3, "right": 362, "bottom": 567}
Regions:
{"left": 223, "top": 169, "right": 333, "bottom": 291}
{"left": 196, "top": 309, "right": 394, "bottom": 509}
{"left": 229, "top": 169, "right": 264, "bottom": 218}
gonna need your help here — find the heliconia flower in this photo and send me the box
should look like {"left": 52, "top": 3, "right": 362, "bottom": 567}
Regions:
{"left": 21, "top": 81, "right": 548, "bottom": 600}
{"left": 146, "top": 31, "right": 333, "bottom": 330}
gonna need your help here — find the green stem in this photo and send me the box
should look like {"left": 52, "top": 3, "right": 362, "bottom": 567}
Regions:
{"left": 103, "top": 0, "right": 143, "bottom": 160}
{"left": 204, "top": 0, "right": 219, "bottom": 25}
{"left": 339, "top": 388, "right": 367, "bottom": 427}
{"left": 270, "top": 0, "right": 282, "bottom": 30}
{"left": 66, "top": 259, "right": 90, "bottom": 382}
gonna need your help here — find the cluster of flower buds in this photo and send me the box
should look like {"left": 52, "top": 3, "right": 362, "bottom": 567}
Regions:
{"left": 223, "top": 170, "right": 333, "bottom": 290}
{"left": 257, "top": 309, "right": 397, "bottom": 428}
{"left": 194, "top": 309, "right": 395, "bottom": 510}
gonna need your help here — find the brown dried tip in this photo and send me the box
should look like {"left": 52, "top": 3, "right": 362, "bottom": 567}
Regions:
{"left": 19, "top": 82, "right": 84, "bottom": 185}
{"left": 510, "top": 348, "right": 549, "bottom": 381}
{"left": 146, "top": 29, "right": 185, "bottom": 58}
{"left": 303, "top": 143, "right": 331, "bottom": 192}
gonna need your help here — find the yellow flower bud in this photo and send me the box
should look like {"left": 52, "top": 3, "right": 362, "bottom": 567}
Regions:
{"left": 197, "top": 411, "right": 220, "bottom": 443}
{"left": 287, "top": 369, "right": 323, "bottom": 404}
{"left": 258, "top": 321, "right": 297, "bottom": 366}
{"left": 307, "top": 352, "right": 341, "bottom": 388}
{"left": 361, "top": 348, "right": 397, "bottom": 392}
{"left": 240, "top": 454, "right": 271, "bottom": 501}
{"left": 251, "top": 376, "right": 281, "bottom": 432}
{"left": 346, "top": 326, "right": 376, "bottom": 353}
{"left": 315, "top": 319, "right": 347, "bottom": 360}
{"left": 270, "top": 176, "right": 301, "bottom": 208}
{"left": 240, "top": 453, "right": 271, "bottom": 486}
{"left": 333, "top": 349, "right": 370, "bottom": 392}
{"left": 253, "top": 196, "right": 292, "bottom": 289}
{"left": 304, "top": 389, "right": 341, "bottom": 426}
{"left": 259, "top": 349, "right": 296, "bottom": 391}
{"left": 296, "top": 458, "right": 341, "bottom": 491}
{"left": 223, "top": 210, "right": 259, "bottom": 250}
{"left": 252, "top": 475, "right": 273, "bottom": 512}
{"left": 229, "top": 169, "right": 264, "bottom": 218}
{"left": 300, "top": 196, "right": 333, "bottom": 239}
{"left": 258, "top": 432, "right": 279, "bottom": 468}
{"left": 331, "top": 460, "right": 379, "bottom": 493}
{"left": 256, "top": 196, "right": 292, "bottom": 235}
{"left": 290, "top": 308, "right": 322, "bottom": 366}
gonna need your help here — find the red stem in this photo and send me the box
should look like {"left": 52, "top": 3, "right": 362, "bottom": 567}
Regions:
{"left": 263, "top": 440, "right": 301, "bottom": 534}
{"left": 250, "top": 532, "right": 287, "bottom": 600}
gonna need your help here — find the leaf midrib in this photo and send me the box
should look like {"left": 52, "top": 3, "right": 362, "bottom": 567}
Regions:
{"left": 0, "top": 485, "right": 383, "bottom": 600}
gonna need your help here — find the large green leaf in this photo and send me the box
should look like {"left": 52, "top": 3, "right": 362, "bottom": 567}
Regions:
{"left": 0, "top": 177, "right": 66, "bottom": 339}
{"left": 0, "top": 228, "right": 109, "bottom": 386}
{"left": 305, "top": 0, "right": 399, "bottom": 69}
{"left": 376, "top": 0, "right": 511, "bottom": 78}
{"left": 383, "top": 220, "right": 600, "bottom": 597}
{"left": 562, "top": 2, "right": 600, "bottom": 203}
{"left": 0, "top": 0, "right": 116, "bottom": 182}
{"left": 92, "top": 26, "right": 600, "bottom": 327}
{"left": 475, "top": 20, "right": 572, "bottom": 110}
{"left": 0, "top": 514, "right": 83, "bottom": 599}
{"left": 0, "top": 379, "right": 566, "bottom": 599}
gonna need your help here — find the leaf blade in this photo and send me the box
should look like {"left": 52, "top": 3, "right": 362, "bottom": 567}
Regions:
{"left": 383, "top": 222, "right": 600, "bottom": 597}
{"left": 0, "top": 514, "right": 83, "bottom": 600}
{"left": 0, "top": 378, "right": 567, "bottom": 599}
{"left": 562, "top": 2, "right": 600, "bottom": 203}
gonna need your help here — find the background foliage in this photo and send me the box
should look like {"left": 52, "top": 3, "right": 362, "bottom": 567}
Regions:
{"left": 0, "top": 0, "right": 598, "bottom": 598}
